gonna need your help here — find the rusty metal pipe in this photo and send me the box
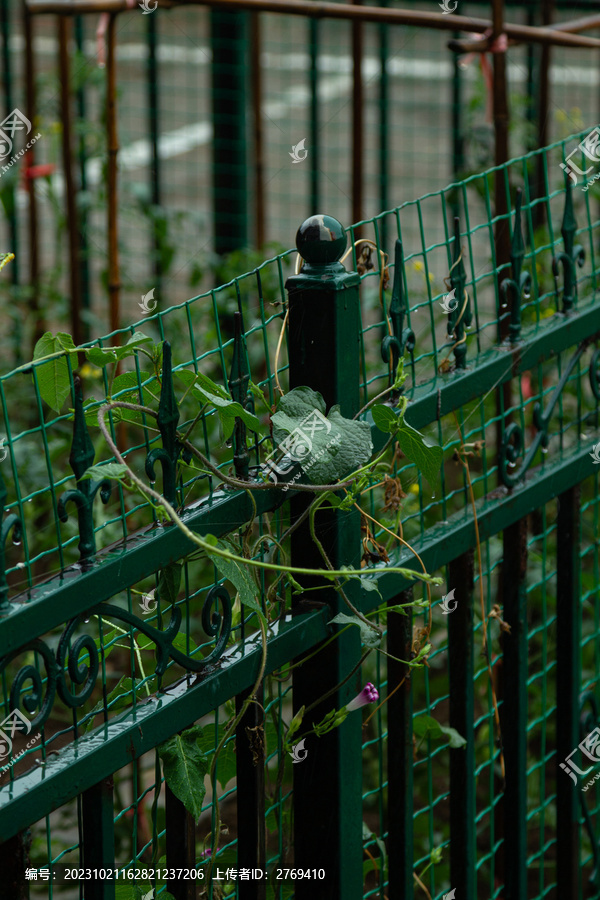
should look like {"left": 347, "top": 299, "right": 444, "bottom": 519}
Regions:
{"left": 58, "top": 15, "right": 83, "bottom": 347}
{"left": 106, "top": 12, "right": 120, "bottom": 337}
{"left": 24, "top": 0, "right": 600, "bottom": 51}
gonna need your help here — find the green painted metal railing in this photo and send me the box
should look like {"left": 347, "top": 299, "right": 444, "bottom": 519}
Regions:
{"left": 0, "top": 132, "right": 599, "bottom": 899}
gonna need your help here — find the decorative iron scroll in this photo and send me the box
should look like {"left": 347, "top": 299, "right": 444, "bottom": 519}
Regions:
{"left": 381, "top": 239, "right": 415, "bottom": 387}
{"left": 445, "top": 216, "right": 472, "bottom": 370}
{"left": 552, "top": 177, "right": 585, "bottom": 315}
{"left": 228, "top": 311, "right": 252, "bottom": 480}
{"left": 0, "top": 584, "right": 232, "bottom": 732}
{"left": 58, "top": 376, "right": 111, "bottom": 562}
{"left": 499, "top": 340, "right": 598, "bottom": 488}
{"left": 0, "top": 467, "right": 22, "bottom": 617}
{"left": 144, "top": 341, "right": 182, "bottom": 508}
{"left": 499, "top": 187, "right": 531, "bottom": 344}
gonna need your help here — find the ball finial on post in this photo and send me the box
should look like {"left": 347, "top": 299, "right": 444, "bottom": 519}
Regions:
{"left": 295, "top": 214, "right": 347, "bottom": 268}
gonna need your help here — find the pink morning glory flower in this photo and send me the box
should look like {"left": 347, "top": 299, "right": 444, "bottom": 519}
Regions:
{"left": 346, "top": 683, "right": 379, "bottom": 712}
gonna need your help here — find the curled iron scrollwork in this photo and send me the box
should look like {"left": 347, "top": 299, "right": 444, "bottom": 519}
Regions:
{"left": 589, "top": 348, "right": 600, "bottom": 401}
{"left": 0, "top": 584, "right": 233, "bottom": 731}
{"left": 499, "top": 340, "right": 593, "bottom": 487}
{"left": 381, "top": 240, "right": 415, "bottom": 386}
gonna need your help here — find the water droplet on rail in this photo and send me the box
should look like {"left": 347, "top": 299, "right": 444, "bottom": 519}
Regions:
{"left": 541, "top": 447, "right": 548, "bottom": 454}
{"left": 83, "top": 617, "right": 90, "bottom": 624}
{"left": 507, "top": 461, "right": 516, "bottom": 469}
{"left": 12, "top": 537, "right": 21, "bottom": 546}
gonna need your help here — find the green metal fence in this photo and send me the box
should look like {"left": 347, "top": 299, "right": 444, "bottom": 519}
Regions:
{"left": 2, "top": 0, "right": 600, "bottom": 368}
{"left": 0, "top": 131, "right": 600, "bottom": 900}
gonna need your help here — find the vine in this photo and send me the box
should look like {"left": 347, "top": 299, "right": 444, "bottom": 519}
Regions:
{"left": 22, "top": 328, "right": 449, "bottom": 893}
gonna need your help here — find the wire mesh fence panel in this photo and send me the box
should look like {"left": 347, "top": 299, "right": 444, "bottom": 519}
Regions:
{"left": 0, "top": 108, "right": 599, "bottom": 900}
{"left": 2, "top": 0, "right": 600, "bottom": 373}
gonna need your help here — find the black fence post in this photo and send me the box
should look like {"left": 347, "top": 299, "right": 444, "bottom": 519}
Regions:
{"left": 556, "top": 485, "right": 582, "bottom": 898}
{"left": 286, "top": 215, "right": 364, "bottom": 900}
{"left": 211, "top": 9, "right": 248, "bottom": 256}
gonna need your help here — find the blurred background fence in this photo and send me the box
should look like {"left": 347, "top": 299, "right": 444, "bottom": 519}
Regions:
{"left": 1, "top": 0, "right": 600, "bottom": 365}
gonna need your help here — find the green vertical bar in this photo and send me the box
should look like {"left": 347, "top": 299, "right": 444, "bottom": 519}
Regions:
{"left": 287, "top": 215, "right": 363, "bottom": 900}
{"left": 82, "top": 778, "right": 116, "bottom": 900}
{"left": 501, "top": 518, "right": 528, "bottom": 897}
{"left": 556, "top": 486, "right": 582, "bottom": 898}
{"left": 211, "top": 10, "right": 248, "bottom": 255}
{"left": 387, "top": 589, "right": 414, "bottom": 898}
{"left": 448, "top": 551, "right": 475, "bottom": 900}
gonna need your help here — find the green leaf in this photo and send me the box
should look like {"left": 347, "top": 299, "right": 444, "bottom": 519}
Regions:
{"left": 439, "top": 724, "right": 467, "bottom": 749}
{"left": 111, "top": 369, "right": 158, "bottom": 399}
{"left": 195, "top": 372, "right": 231, "bottom": 400}
{"left": 287, "top": 706, "right": 305, "bottom": 740}
{"left": 204, "top": 539, "right": 266, "bottom": 623}
{"left": 83, "top": 398, "right": 122, "bottom": 428}
{"left": 87, "top": 346, "right": 119, "bottom": 368}
{"left": 413, "top": 714, "right": 443, "bottom": 740}
{"left": 173, "top": 370, "right": 199, "bottom": 390}
{"left": 371, "top": 404, "right": 399, "bottom": 433}
{"left": 32, "top": 331, "right": 78, "bottom": 412}
{"left": 329, "top": 612, "right": 381, "bottom": 649}
{"left": 81, "top": 462, "right": 130, "bottom": 482}
{"left": 86, "top": 332, "right": 154, "bottom": 368}
{"left": 194, "top": 384, "right": 266, "bottom": 437}
{"left": 397, "top": 420, "right": 443, "bottom": 489}
{"left": 196, "top": 724, "right": 237, "bottom": 790}
{"left": 157, "top": 726, "right": 209, "bottom": 820}
{"left": 157, "top": 562, "right": 182, "bottom": 606}
{"left": 271, "top": 387, "right": 372, "bottom": 484}
{"left": 413, "top": 715, "right": 466, "bottom": 748}
{"left": 249, "top": 380, "right": 268, "bottom": 405}
{"left": 358, "top": 575, "right": 383, "bottom": 600}
{"left": 393, "top": 358, "right": 407, "bottom": 392}
{"left": 362, "top": 821, "right": 387, "bottom": 879}
{"left": 83, "top": 370, "right": 159, "bottom": 427}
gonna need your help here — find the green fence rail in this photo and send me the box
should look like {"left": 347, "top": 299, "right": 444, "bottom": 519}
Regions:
{"left": 0, "top": 131, "right": 600, "bottom": 899}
